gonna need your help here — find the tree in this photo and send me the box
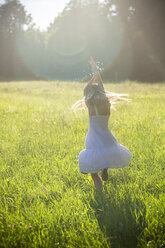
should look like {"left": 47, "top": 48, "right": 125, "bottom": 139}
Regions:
{"left": 1, "top": 0, "right": 164, "bottom": 81}
{"left": 0, "top": 0, "right": 34, "bottom": 79}
{"left": 103, "top": 0, "right": 165, "bottom": 81}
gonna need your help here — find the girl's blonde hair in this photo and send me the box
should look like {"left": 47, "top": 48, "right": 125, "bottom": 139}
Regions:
{"left": 72, "top": 84, "right": 129, "bottom": 112}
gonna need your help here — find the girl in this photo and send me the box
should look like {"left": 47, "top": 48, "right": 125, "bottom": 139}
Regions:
{"left": 72, "top": 58, "right": 131, "bottom": 190}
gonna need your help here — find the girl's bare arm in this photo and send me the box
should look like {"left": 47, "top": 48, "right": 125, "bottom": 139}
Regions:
{"left": 89, "top": 57, "right": 104, "bottom": 87}
{"left": 84, "top": 74, "right": 97, "bottom": 95}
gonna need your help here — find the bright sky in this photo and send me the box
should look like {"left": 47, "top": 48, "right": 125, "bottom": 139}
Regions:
{"left": 20, "top": 0, "right": 70, "bottom": 30}
{"left": 0, "top": 0, "right": 104, "bottom": 30}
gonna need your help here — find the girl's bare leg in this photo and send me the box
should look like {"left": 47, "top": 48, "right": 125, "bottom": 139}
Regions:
{"left": 101, "top": 169, "right": 108, "bottom": 181}
{"left": 91, "top": 173, "right": 103, "bottom": 190}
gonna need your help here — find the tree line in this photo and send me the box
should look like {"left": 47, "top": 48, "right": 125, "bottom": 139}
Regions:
{"left": 0, "top": 0, "right": 165, "bottom": 82}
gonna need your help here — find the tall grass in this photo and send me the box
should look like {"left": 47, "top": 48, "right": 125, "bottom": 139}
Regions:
{"left": 0, "top": 81, "right": 164, "bottom": 248}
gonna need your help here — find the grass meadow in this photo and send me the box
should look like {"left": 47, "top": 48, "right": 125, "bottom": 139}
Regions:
{"left": 0, "top": 81, "right": 164, "bottom": 248}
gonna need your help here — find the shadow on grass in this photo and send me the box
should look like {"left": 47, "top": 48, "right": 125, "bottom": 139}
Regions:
{"left": 90, "top": 189, "right": 146, "bottom": 248}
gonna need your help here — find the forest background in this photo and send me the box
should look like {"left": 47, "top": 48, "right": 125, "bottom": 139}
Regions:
{"left": 0, "top": 0, "right": 165, "bottom": 82}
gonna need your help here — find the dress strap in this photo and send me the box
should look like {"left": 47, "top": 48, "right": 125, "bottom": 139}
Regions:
{"left": 94, "top": 105, "right": 99, "bottom": 116}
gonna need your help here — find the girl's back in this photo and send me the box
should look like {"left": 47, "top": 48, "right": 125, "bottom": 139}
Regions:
{"left": 87, "top": 100, "right": 110, "bottom": 116}
{"left": 84, "top": 84, "right": 110, "bottom": 116}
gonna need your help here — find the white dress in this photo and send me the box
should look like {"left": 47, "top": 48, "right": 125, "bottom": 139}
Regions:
{"left": 79, "top": 109, "right": 132, "bottom": 174}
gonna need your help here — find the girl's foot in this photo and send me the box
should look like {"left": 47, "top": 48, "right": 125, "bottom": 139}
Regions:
{"left": 101, "top": 169, "right": 108, "bottom": 181}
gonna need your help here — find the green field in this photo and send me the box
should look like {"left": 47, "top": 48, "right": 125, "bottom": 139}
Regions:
{"left": 0, "top": 81, "right": 164, "bottom": 248}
